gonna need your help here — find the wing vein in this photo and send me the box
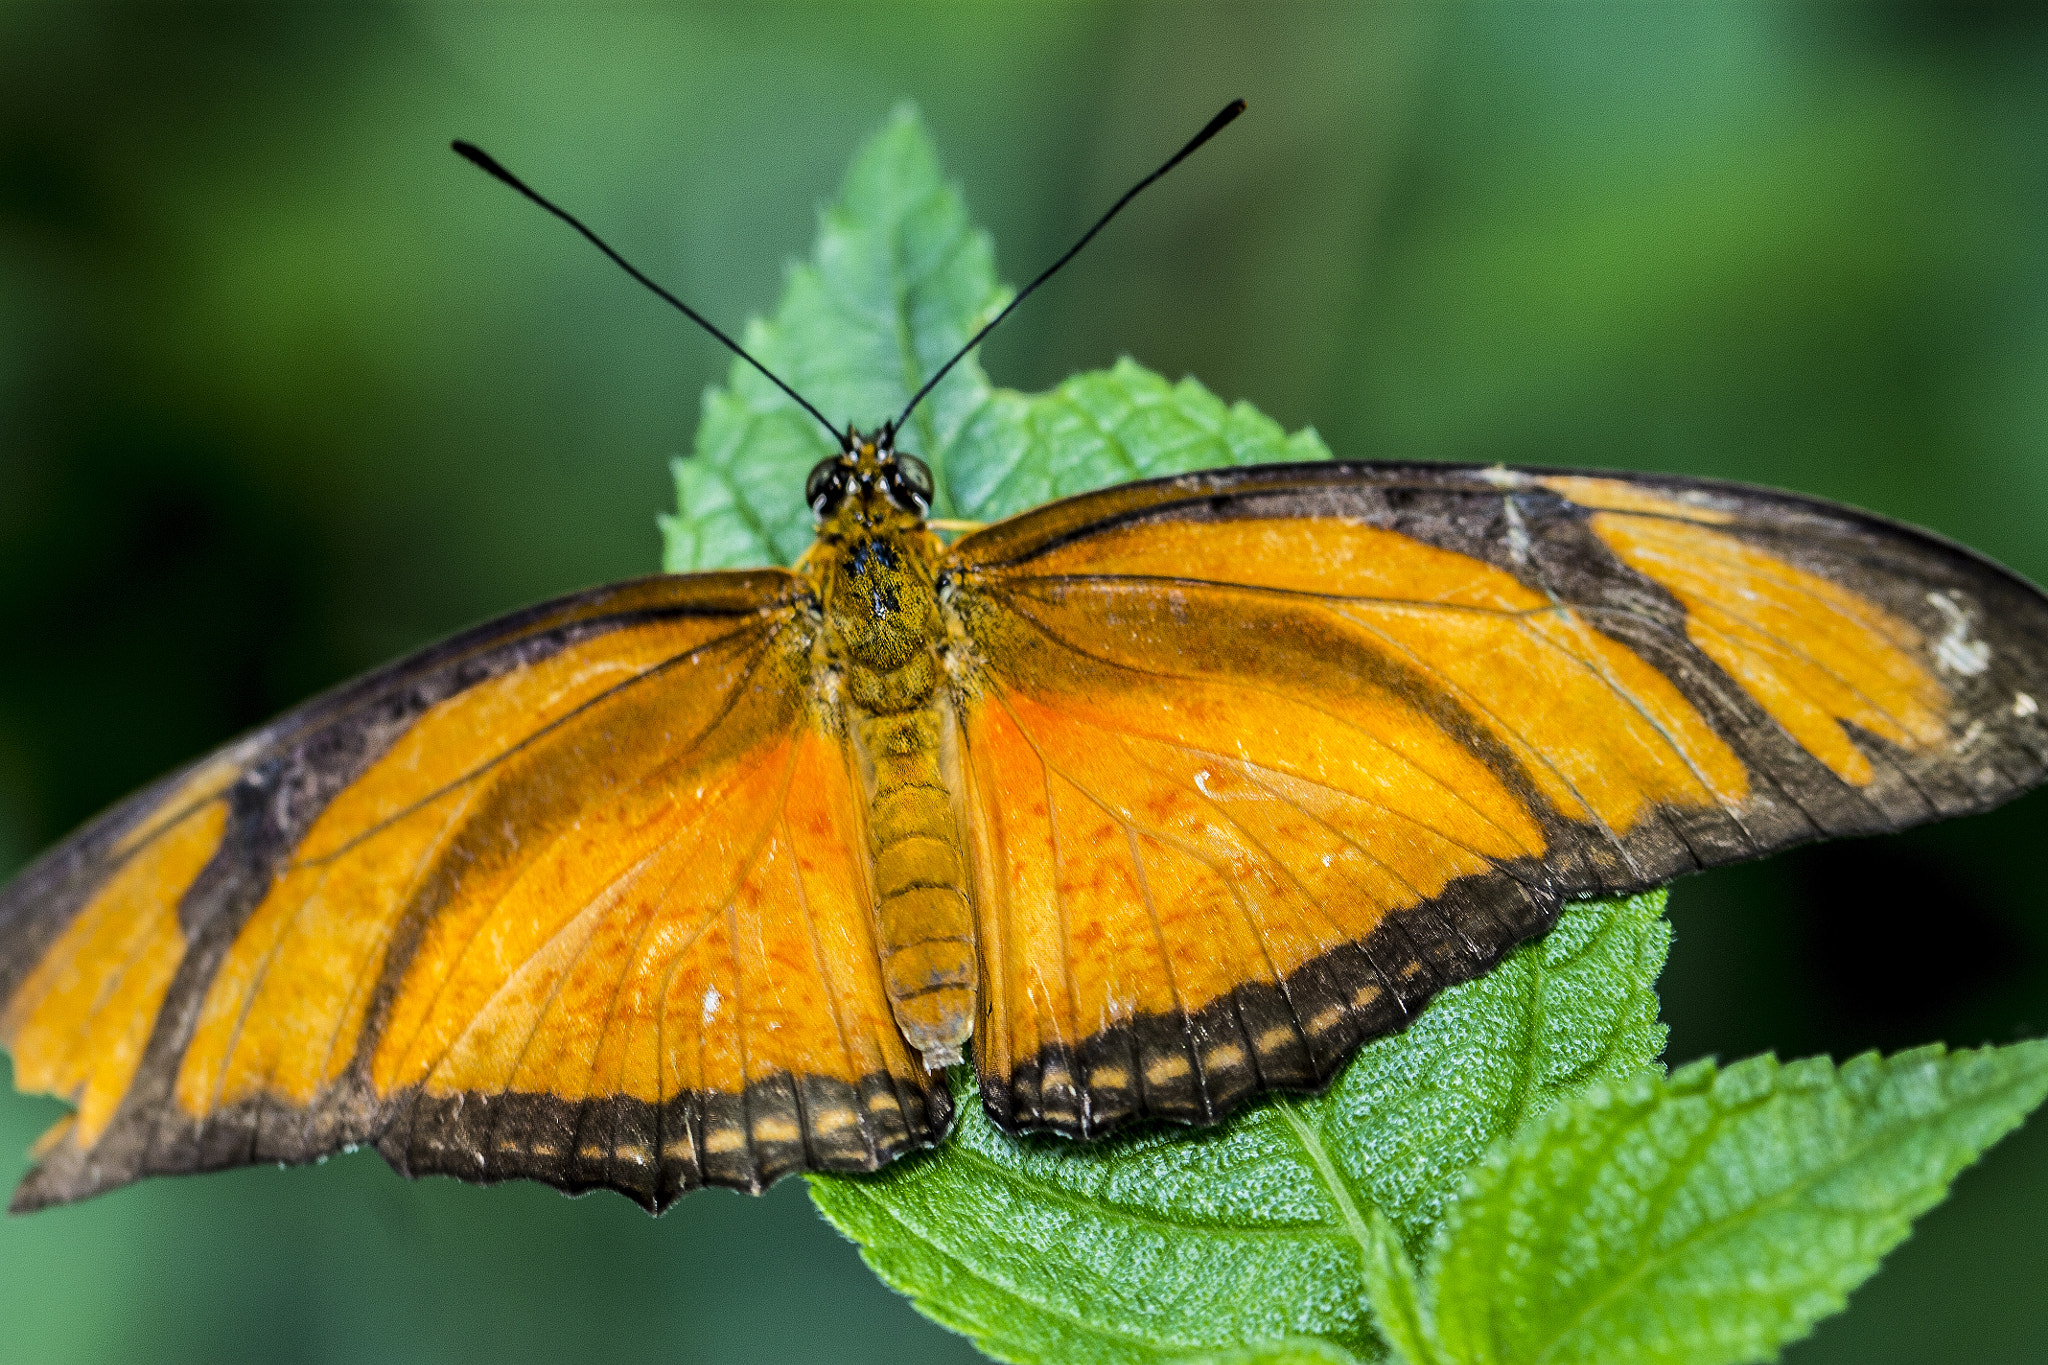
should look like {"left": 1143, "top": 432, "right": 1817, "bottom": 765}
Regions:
{"left": 986, "top": 597, "right": 1548, "bottom": 865}
{"left": 379, "top": 628, "right": 783, "bottom": 1084}
{"left": 991, "top": 694, "right": 1297, "bottom": 1076}
{"left": 1118, "top": 821, "right": 1199, "bottom": 1116}
{"left": 783, "top": 802, "right": 868, "bottom": 1161}
{"left": 291, "top": 620, "right": 782, "bottom": 869}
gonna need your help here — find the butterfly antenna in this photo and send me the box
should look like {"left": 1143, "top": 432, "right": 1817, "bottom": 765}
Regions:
{"left": 451, "top": 140, "right": 844, "bottom": 447}
{"left": 891, "top": 98, "right": 1247, "bottom": 437}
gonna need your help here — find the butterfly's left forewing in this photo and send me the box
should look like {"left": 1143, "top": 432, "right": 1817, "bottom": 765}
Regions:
{"left": 0, "top": 572, "right": 948, "bottom": 1211}
{"left": 944, "top": 462, "right": 2048, "bottom": 1138}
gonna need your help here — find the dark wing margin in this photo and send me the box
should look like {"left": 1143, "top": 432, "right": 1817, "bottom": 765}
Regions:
{"left": 945, "top": 460, "right": 2048, "bottom": 1139}
{"left": 1, "top": 574, "right": 792, "bottom": 1010}
{"left": 0, "top": 571, "right": 949, "bottom": 1212}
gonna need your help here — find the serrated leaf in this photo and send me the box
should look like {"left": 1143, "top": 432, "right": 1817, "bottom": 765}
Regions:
{"left": 944, "top": 360, "right": 1331, "bottom": 526}
{"left": 1420, "top": 1041, "right": 2048, "bottom": 1365}
{"left": 660, "top": 106, "right": 1324, "bottom": 573}
{"left": 808, "top": 893, "right": 1671, "bottom": 1365}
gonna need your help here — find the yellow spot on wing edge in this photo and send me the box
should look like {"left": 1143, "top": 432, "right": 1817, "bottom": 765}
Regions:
{"left": 1255, "top": 1025, "right": 1300, "bottom": 1053}
{"left": 751, "top": 1116, "right": 802, "bottom": 1145}
{"left": 702, "top": 1126, "right": 747, "bottom": 1155}
{"left": 1204, "top": 1044, "right": 1247, "bottom": 1072}
{"left": 1144, "top": 1055, "right": 1190, "bottom": 1085}
{"left": 810, "top": 1104, "right": 861, "bottom": 1135}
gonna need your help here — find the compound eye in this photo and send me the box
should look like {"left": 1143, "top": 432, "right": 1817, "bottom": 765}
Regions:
{"left": 805, "top": 457, "right": 842, "bottom": 513}
{"left": 892, "top": 452, "right": 934, "bottom": 511}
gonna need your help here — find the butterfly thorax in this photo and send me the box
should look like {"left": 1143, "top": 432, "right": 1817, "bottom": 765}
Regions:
{"left": 799, "top": 432, "right": 974, "bottom": 1068}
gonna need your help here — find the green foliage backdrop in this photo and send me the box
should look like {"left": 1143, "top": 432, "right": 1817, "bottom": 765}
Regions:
{"left": 3, "top": 4, "right": 2048, "bottom": 1363}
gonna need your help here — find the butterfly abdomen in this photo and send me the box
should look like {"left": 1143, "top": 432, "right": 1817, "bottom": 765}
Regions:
{"left": 827, "top": 533, "right": 976, "bottom": 1068}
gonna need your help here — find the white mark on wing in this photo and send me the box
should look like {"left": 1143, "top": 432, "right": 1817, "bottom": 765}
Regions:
{"left": 1193, "top": 768, "right": 1214, "bottom": 797}
{"left": 1502, "top": 496, "right": 1531, "bottom": 567}
{"left": 1928, "top": 592, "right": 1992, "bottom": 676}
{"left": 1477, "top": 464, "right": 1526, "bottom": 490}
{"left": 701, "top": 985, "right": 721, "bottom": 1025}
{"left": 2015, "top": 692, "right": 2038, "bottom": 719}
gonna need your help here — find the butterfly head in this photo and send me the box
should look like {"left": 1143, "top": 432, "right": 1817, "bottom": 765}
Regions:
{"left": 806, "top": 425, "right": 934, "bottom": 529}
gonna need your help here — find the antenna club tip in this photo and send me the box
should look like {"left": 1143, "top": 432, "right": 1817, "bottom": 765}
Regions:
{"left": 1190, "top": 99, "right": 1248, "bottom": 147}
{"left": 452, "top": 140, "right": 523, "bottom": 188}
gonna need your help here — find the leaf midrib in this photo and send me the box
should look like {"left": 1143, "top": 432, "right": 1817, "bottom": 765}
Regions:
{"left": 1276, "top": 1103, "right": 1376, "bottom": 1272}
{"left": 947, "top": 1140, "right": 1349, "bottom": 1240}
{"left": 848, "top": 1180, "right": 1269, "bottom": 1357}
{"left": 1518, "top": 1063, "right": 2048, "bottom": 1365}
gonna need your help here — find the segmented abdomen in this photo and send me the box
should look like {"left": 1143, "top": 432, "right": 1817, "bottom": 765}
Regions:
{"left": 848, "top": 654, "right": 975, "bottom": 1065}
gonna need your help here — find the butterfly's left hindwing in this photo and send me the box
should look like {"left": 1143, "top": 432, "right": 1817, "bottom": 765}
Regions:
{"left": 943, "top": 462, "right": 2048, "bottom": 1138}
{"left": 0, "top": 573, "right": 950, "bottom": 1212}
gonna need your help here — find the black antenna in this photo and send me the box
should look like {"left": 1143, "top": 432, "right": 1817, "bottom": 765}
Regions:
{"left": 451, "top": 140, "right": 843, "bottom": 446}
{"left": 891, "top": 98, "right": 1247, "bottom": 436}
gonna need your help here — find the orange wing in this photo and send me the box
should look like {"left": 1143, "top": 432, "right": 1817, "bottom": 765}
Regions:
{"left": 0, "top": 573, "right": 947, "bottom": 1212}
{"left": 944, "top": 462, "right": 2048, "bottom": 1137}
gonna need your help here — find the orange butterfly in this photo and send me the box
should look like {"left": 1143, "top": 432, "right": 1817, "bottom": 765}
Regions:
{"left": 5, "top": 102, "right": 2047, "bottom": 1216}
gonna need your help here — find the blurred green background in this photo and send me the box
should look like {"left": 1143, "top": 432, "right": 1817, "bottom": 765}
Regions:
{"left": 3, "top": 2, "right": 2046, "bottom": 1361}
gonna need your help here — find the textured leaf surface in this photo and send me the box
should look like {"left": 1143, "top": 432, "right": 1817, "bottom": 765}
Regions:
{"left": 1420, "top": 1042, "right": 2048, "bottom": 1365}
{"left": 660, "top": 105, "right": 1324, "bottom": 572}
{"left": 1172, "top": 1342, "right": 1368, "bottom": 1365}
{"left": 809, "top": 895, "right": 1671, "bottom": 1365}
{"left": 1354, "top": 1203, "right": 1437, "bottom": 1365}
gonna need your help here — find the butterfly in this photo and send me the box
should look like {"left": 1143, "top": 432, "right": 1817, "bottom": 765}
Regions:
{"left": 5, "top": 101, "right": 2047, "bottom": 1217}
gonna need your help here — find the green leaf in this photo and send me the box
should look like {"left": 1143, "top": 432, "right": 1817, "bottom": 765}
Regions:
{"left": 660, "top": 105, "right": 1324, "bottom": 572}
{"left": 1172, "top": 1341, "right": 1369, "bottom": 1365}
{"left": 1419, "top": 1041, "right": 2048, "bottom": 1365}
{"left": 808, "top": 893, "right": 1671, "bottom": 1365}
{"left": 1354, "top": 1201, "right": 1438, "bottom": 1365}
